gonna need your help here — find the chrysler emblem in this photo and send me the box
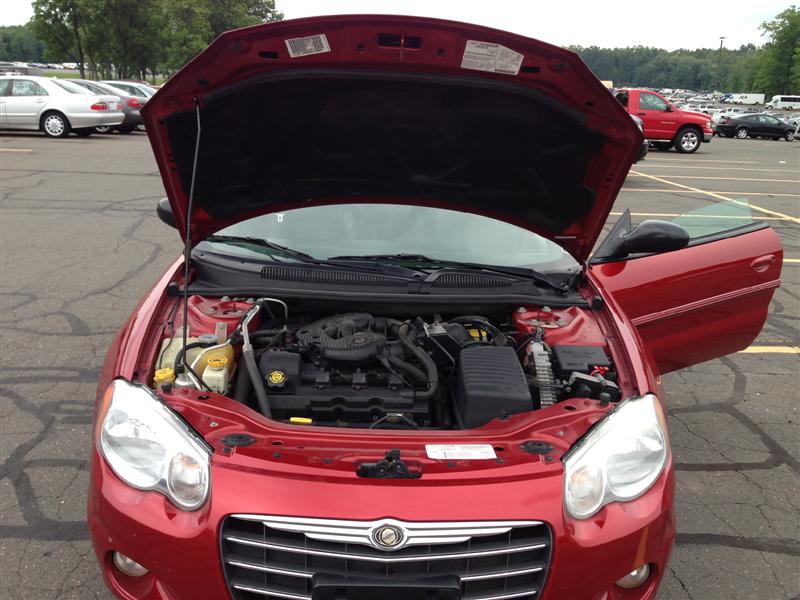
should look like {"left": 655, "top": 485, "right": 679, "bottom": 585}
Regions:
{"left": 372, "top": 525, "right": 405, "bottom": 549}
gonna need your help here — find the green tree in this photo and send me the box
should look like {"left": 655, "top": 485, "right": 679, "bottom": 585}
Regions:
{"left": 0, "top": 24, "right": 50, "bottom": 62}
{"left": 755, "top": 6, "right": 800, "bottom": 95}
{"left": 160, "top": 0, "right": 212, "bottom": 74}
{"left": 31, "top": 0, "right": 88, "bottom": 76}
{"left": 207, "top": 0, "right": 283, "bottom": 37}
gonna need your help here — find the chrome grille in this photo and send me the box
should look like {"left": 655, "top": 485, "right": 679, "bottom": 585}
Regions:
{"left": 221, "top": 515, "right": 552, "bottom": 600}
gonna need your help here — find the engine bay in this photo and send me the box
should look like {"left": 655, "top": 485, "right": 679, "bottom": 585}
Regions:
{"left": 151, "top": 296, "right": 622, "bottom": 430}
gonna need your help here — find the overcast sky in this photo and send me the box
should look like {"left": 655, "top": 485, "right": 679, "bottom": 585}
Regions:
{"left": 1, "top": 0, "right": 789, "bottom": 50}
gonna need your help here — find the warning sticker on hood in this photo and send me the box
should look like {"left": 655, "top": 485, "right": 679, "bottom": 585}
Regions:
{"left": 285, "top": 33, "right": 331, "bottom": 58}
{"left": 461, "top": 40, "right": 523, "bottom": 76}
{"left": 426, "top": 444, "right": 497, "bottom": 460}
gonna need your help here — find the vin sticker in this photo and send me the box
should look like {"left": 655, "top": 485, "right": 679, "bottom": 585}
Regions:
{"left": 461, "top": 40, "right": 523, "bottom": 75}
{"left": 426, "top": 444, "right": 497, "bottom": 460}
{"left": 285, "top": 33, "right": 331, "bottom": 58}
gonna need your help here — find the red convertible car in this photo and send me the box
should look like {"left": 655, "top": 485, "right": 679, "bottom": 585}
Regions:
{"left": 88, "top": 15, "right": 782, "bottom": 600}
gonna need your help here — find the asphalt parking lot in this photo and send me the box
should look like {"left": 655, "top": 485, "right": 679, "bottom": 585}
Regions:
{"left": 1, "top": 131, "right": 798, "bottom": 599}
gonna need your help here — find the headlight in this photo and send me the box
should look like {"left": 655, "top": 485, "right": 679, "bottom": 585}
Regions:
{"left": 564, "top": 394, "right": 668, "bottom": 519}
{"left": 96, "top": 379, "right": 211, "bottom": 510}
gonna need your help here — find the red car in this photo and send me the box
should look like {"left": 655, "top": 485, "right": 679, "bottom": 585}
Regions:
{"left": 88, "top": 15, "right": 782, "bottom": 600}
{"left": 614, "top": 88, "right": 714, "bottom": 153}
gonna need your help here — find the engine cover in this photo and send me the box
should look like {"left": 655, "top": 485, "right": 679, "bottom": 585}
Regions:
{"left": 295, "top": 313, "right": 386, "bottom": 363}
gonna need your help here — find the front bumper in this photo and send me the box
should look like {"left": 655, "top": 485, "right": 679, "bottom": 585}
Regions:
{"left": 88, "top": 450, "right": 675, "bottom": 600}
{"left": 703, "top": 131, "right": 713, "bottom": 142}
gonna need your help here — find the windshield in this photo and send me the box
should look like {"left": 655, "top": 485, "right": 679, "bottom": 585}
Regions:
{"left": 205, "top": 204, "right": 578, "bottom": 273}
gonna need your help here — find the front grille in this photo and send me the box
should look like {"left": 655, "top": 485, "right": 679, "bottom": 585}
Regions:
{"left": 221, "top": 515, "right": 552, "bottom": 600}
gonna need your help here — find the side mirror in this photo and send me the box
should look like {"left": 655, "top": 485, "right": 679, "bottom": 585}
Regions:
{"left": 620, "top": 220, "right": 689, "bottom": 256}
{"left": 156, "top": 197, "right": 177, "bottom": 229}
{"left": 665, "top": 104, "right": 673, "bottom": 112}
{"left": 593, "top": 213, "right": 689, "bottom": 262}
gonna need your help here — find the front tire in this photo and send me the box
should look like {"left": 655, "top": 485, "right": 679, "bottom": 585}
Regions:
{"left": 786, "top": 130, "right": 796, "bottom": 142}
{"left": 674, "top": 127, "right": 701, "bottom": 153}
{"left": 735, "top": 127, "right": 749, "bottom": 139}
{"left": 41, "top": 111, "right": 70, "bottom": 138}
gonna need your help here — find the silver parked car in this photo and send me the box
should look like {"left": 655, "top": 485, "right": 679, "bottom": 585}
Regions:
{"left": 0, "top": 75, "right": 124, "bottom": 138}
{"left": 100, "top": 80, "right": 158, "bottom": 99}
{"left": 70, "top": 79, "right": 145, "bottom": 134}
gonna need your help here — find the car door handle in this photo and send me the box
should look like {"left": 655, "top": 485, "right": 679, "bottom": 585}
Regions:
{"left": 751, "top": 254, "right": 776, "bottom": 273}
{"left": 34, "top": 99, "right": 46, "bottom": 103}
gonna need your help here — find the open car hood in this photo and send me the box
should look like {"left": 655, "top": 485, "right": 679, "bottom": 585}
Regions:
{"left": 142, "top": 15, "right": 641, "bottom": 261}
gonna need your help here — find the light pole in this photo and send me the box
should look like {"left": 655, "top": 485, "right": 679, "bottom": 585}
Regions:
{"left": 717, "top": 36, "right": 725, "bottom": 92}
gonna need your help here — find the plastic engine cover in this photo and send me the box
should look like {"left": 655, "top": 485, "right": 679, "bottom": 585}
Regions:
{"left": 456, "top": 345, "right": 533, "bottom": 428}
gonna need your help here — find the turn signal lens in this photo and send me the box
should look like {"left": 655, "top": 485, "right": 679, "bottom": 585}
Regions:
{"left": 112, "top": 551, "right": 148, "bottom": 577}
{"left": 616, "top": 564, "right": 651, "bottom": 589}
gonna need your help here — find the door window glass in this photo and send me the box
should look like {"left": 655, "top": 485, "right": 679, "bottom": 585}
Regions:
{"left": 671, "top": 199, "right": 755, "bottom": 239}
{"left": 639, "top": 93, "right": 668, "bottom": 111}
{"left": 0, "top": 79, "right": 10, "bottom": 96}
{"left": 11, "top": 79, "right": 41, "bottom": 96}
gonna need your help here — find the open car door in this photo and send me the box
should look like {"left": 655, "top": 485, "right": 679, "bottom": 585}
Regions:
{"left": 589, "top": 202, "right": 782, "bottom": 374}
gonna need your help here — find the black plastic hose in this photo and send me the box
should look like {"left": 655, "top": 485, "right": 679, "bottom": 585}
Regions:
{"left": 387, "top": 355, "right": 428, "bottom": 385}
{"left": 398, "top": 322, "right": 439, "bottom": 401}
{"left": 232, "top": 355, "right": 253, "bottom": 404}
{"left": 243, "top": 346, "right": 271, "bottom": 418}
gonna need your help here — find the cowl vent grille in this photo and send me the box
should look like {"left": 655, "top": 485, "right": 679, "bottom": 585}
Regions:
{"left": 260, "top": 266, "right": 408, "bottom": 287}
{"left": 431, "top": 273, "right": 515, "bottom": 288}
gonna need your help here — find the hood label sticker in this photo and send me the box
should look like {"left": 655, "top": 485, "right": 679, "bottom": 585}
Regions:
{"left": 285, "top": 33, "right": 331, "bottom": 58}
{"left": 461, "top": 40, "right": 523, "bottom": 76}
{"left": 426, "top": 444, "right": 497, "bottom": 460}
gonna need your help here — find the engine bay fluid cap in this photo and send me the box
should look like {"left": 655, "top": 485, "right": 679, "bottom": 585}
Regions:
{"left": 268, "top": 370, "right": 287, "bottom": 386}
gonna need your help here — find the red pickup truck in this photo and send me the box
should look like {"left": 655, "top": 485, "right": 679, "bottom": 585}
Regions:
{"left": 615, "top": 88, "right": 714, "bottom": 153}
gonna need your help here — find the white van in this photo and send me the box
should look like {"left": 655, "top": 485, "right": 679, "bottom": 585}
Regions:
{"left": 767, "top": 95, "right": 800, "bottom": 110}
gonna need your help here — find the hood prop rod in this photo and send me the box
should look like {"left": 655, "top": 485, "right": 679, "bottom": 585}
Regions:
{"left": 178, "top": 97, "right": 210, "bottom": 391}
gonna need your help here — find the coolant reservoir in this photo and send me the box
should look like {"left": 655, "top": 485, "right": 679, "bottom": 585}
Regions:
{"left": 193, "top": 342, "right": 235, "bottom": 377}
{"left": 202, "top": 355, "right": 230, "bottom": 394}
{"left": 156, "top": 336, "right": 200, "bottom": 370}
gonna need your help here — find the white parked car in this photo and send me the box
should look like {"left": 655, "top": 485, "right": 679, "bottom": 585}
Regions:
{"left": 0, "top": 75, "right": 124, "bottom": 137}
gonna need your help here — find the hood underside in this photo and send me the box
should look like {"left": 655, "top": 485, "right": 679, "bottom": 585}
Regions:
{"left": 142, "top": 15, "right": 642, "bottom": 261}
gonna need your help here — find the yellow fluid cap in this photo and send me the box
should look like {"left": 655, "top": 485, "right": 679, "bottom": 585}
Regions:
{"left": 269, "top": 370, "right": 286, "bottom": 384}
{"left": 154, "top": 368, "right": 175, "bottom": 383}
{"left": 289, "top": 417, "right": 313, "bottom": 425}
{"left": 207, "top": 355, "right": 228, "bottom": 369}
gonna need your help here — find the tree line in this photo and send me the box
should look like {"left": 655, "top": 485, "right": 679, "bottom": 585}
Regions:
{"left": 571, "top": 7, "right": 798, "bottom": 96}
{"left": 0, "top": 3, "right": 797, "bottom": 96}
{"left": 0, "top": 0, "right": 283, "bottom": 80}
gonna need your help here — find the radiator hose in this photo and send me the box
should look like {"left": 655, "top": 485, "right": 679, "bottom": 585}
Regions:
{"left": 398, "top": 322, "right": 439, "bottom": 401}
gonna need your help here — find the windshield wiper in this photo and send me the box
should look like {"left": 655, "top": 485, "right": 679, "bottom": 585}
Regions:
{"left": 327, "top": 253, "right": 571, "bottom": 293}
{"left": 203, "top": 236, "right": 420, "bottom": 279}
{"left": 205, "top": 235, "right": 319, "bottom": 262}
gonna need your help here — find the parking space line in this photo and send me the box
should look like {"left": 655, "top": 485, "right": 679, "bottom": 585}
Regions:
{"left": 738, "top": 346, "right": 800, "bottom": 354}
{"left": 0, "top": 148, "right": 33, "bottom": 153}
{"left": 621, "top": 188, "right": 799, "bottom": 197}
{"left": 638, "top": 165, "right": 798, "bottom": 174}
{"left": 783, "top": 258, "right": 800, "bottom": 263}
{"left": 645, "top": 158, "right": 760, "bottom": 164}
{"left": 609, "top": 211, "right": 784, "bottom": 221}
{"left": 628, "top": 170, "right": 800, "bottom": 225}
{"left": 629, "top": 174, "right": 800, "bottom": 183}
